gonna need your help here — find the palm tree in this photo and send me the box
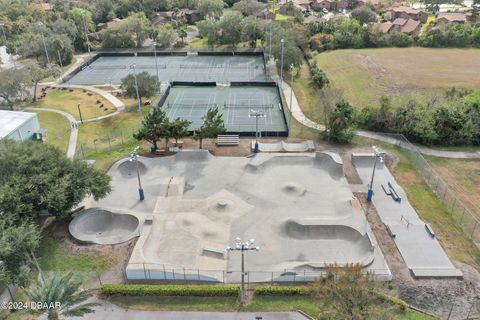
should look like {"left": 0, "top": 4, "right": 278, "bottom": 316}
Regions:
{"left": 26, "top": 272, "right": 98, "bottom": 320}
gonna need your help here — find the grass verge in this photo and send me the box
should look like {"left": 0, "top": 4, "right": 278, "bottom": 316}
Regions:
{"left": 37, "top": 234, "right": 111, "bottom": 272}
{"left": 34, "top": 110, "right": 70, "bottom": 152}
{"left": 25, "top": 88, "right": 114, "bottom": 121}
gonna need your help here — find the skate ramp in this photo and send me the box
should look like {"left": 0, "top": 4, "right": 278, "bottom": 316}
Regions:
{"left": 118, "top": 159, "right": 148, "bottom": 178}
{"left": 314, "top": 151, "right": 343, "bottom": 180}
{"left": 69, "top": 208, "right": 141, "bottom": 245}
{"left": 175, "top": 149, "right": 212, "bottom": 162}
{"left": 251, "top": 140, "right": 315, "bottom": 152}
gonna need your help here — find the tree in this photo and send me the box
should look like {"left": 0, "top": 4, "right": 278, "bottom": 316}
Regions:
{"left": 95, "top": 0, "right": 116, "bottom": 23}
{"left": 27, "top": 272, "right": 98, "bottom": 320}
{"left": 390, "top": 32, "right": 413, "bottom": 47}
{"left": 350, "top": 6, "right": 377, "bottom": 25}
{"left": 241, "top": 16, "right": 264, "bottom": 48}
{"left": 310, "top": 63, "right": 329, "bottom": 89}
{"left": 125, "top": 12, "right": 151, "bottom": 48}
{"left": 197, "top": 18, "right": 220, "bottom": 48}
{"left": 155, "top": 24, "right": 179, "bottom": 48}
{"left": 195, "top": 106, "right": 226, "bottom": 149}
{"left": 219, "top": 11, "right": 244, "bottom": 47}
{"left": 177, "top": 26, "right": 188, "bottom": 43}
{"left": 101, "top": 24, "right": 136, "bottom": 48}
{"left": 0, "top": 220, "right": 41, "bottom": 288}
{"left": 27, "top": 63, "right": 61, "bottom": 102}
{"left": 327, "top": 100, "right": 356, "bottom": 143}
{"left": 133, "top": 107, "right": 170, "bottom": 149}
{"left": 0, "top": 68, "right": 30, "bottom": 110}
{"left": 197, "top": 0, "right": 224, "bottom": 18}
{"left": 169, "top": 118, "right": 192, "bottom": 144}
{"left": 233, "top": 0, "right": 266, "bottom": 16}
{"left": 311, "top": 264, "right": 396, "bottom": 319}
{"left": 68, "top": 7, "right": 95, "bottom": 51}
{"left": 121, "top": 72, "right": 158, "bottom": 105}
{"left": 0, "top": 140, "right": 111, "bottom": 223}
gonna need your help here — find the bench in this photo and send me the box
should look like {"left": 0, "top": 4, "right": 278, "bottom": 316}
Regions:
{"left": 216, "top": 135, "right": 239, "bottom": 146}
{"left": 155, "top": 148, "right": 166, "bottom": 155}
{"left": 173, "top": 140, "right": 184, "bottom": 148}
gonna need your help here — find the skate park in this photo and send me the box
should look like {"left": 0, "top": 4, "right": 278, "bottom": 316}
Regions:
{"left": 70, "top": 148, "right": 394, "bottom": 283}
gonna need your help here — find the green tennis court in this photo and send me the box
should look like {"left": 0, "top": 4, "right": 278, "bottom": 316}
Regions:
{"left": 162, "top": 86, "right": 288, "bottom": 134}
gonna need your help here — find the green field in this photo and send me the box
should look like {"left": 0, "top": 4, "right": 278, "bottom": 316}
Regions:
{"left": 34, "top": 110, "right": 70, "bottom": 152}
{"left": 312, "top": 48, "right": 480, "bottom": 108}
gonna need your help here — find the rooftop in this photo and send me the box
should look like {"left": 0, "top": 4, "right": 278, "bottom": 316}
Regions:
{"left": 437, "top": 12, "right": 467, "bottom": 22}
{"left": 0, "top": 110, "right": 37, "bottom": 139}
{"left": 391, "top": 5, "right": 423, "bottom": 14}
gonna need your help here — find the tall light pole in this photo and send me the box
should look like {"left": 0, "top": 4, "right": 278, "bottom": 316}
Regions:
{"left": 249, "top": 109, "right": 266, "bottom": 153}
{"left": 367, "top": 146, "right": 386, "bottom": 202}
{"left": 280, "top": 39, "right": 285, "bottom": 88}
{"left": 131, "top": 63, "right": 142, "bottom": 115}
{"left": 130, "top": 146, "right": 144, "bottom": 201}
{"left": 226, "top": 237, "right": 259, "bottom": 305}
{"left": 82, "top": 15, "right": 92, "bottom": 58}
{"left": 38, "top": 22, "right": 50, "bottom": 64}
{"left": 153, "top": 42, "right": 160, "bottom": 91}
{"left": 288, "top": 64, "right": 294, "bottom": 129}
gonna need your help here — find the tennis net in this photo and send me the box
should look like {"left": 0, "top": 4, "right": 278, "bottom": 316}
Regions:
{"left": 88, "top": 64, "right": 167, "bottom": 70}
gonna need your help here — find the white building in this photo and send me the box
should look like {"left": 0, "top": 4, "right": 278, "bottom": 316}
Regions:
{"left": 0, "top": 110, "right": 43, "bottom": 141}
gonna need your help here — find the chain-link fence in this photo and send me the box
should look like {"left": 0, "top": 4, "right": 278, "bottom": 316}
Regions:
{"left": 393, "top": 134, "right": 480, "bottom": 246}
{"left": 75, "top": 128, "right": 139, "bottom": 160}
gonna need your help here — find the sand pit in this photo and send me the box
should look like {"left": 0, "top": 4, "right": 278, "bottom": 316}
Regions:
{"left": 69, "top": 208, "right": 141, "bottom": 245}
{"left": 93, "top": 150, "right": 390, "bottom": 282}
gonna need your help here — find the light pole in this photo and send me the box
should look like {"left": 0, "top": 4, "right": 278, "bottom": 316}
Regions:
{"left": 249, "top": 109, "right": 266, "bottom": 153}
{"left": 280, "top": 39, "right": 285, "bottom": 88}
{"left": 57, "top": 50, "right": 63, "bottom": 68}
{"left": 153, "top": 42, "right": 160, "bottom": 86}
{"left": 226, "top": 237, "right": 259, "bottom": 305}
{"left": 38, "top": 22, "right": 50, "bottom": 64}
{"left": 288, "top": 64, "right": 294, "bottom": 129}
{"left": 131, "top": 63, "right": 142, "bottom": 115}
{"left": 367, "top": 146, "right": 386, "bottom": 202}
{"left": 130, "top": 146, "right": 144, "bottom": 201}
{"left": 81, "top": 13, "right": 92, "bottom": 58}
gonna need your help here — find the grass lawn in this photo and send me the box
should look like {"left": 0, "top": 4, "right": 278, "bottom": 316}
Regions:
{"left": 312, "top": 48, "right": 480, "bottom": 108}
{"left": 275, "top": 13, "right": 292, "bottom": 20}
{"left": 108, "top": 295, "right": 436, "bottom": 319}
{"left": 426, "top": 157, "right": 480, "bottom": 219}
{"left": 34, "top": 110, "right": 70, "bottom": 152}
{"left": 77, "top": 105, "right": 152, "bottom": 171}
{"left": 25, "top": 88, "right": 115, "bottom": 121}
{"left": 37, "top": 234, "right": 111, "bottom": 272}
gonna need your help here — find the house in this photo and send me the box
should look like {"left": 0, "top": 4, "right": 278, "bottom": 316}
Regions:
{"left": 312, "top": 0, "right": 332, "bottom": 11}
{"left": 436, "top": 12, "right": 468, "bottom": 26}
{"left": 391, "top": 18, "right": 421, "bottom": 36}
{"left": 0, "top": 110, "right": 43, "bottom": 142}
{"left": 150, "top": 11, "right": 174, "bottom": 27}
{"left": 390, "top": 6, "right": 428, "bottom": 23}
{"left": 97, "top": 18, "right": 123, "bottom": 31}
{"left": 181, "top": 9, "right": 201, "bottom": 25}
{"left": 378, "top": 21, "right": 393, "bottom": 33}
{"left": 293, "top": 0, "right": 311, "bottom": 10}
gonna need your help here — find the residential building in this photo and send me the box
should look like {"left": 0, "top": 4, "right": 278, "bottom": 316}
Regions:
{"left": 0, "top": 110, "right": 43, "bottom": 142}
{"left": 390, "top": 6, "right": 428, "bottom": 23}
{"left": 436, "top": 12, "right": 468, "bottom": 26}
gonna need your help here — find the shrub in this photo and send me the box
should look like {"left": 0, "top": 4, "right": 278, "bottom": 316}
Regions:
{"left": 101, "top": 284, "right": 240, "bottom": 296}
{"left": 377, "top": 292, "right": 408, "bottom": 312}
{"left": 310, "top": 63, "right": 329, "bottom": 89}
{"left": 390, "top": 32, "right": 413, "bottom": 47}
{"left": 254, "top": 286, "right": 310, "bottom": 295}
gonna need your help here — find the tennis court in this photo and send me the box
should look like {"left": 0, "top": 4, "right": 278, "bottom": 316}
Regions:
{"left": 163, "top": 86, "right": 288, "bottom": 134}
{"left": 65, "top": 54, "right": 267, "bottom": 85}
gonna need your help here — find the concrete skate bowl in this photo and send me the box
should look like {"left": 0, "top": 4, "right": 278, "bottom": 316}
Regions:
{"left": 118, "top": 159, "right": 148, "bottom": 178}
{"left": 314, "top": 152, "right": 343, "bottom": 180}
{"left": 69, "top": 208, "right": 141, "bottom": 245}
{"left": 281, "top": 182, "right": 307, "bottom": 197}
{"left": 281, "top": 219, "right": 375, "bottom": 266}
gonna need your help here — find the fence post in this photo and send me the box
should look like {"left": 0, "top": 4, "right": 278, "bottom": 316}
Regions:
{"left": 449, "top": 198, "right": 457, "bottom": 214}
{"left": 471, "top": 221, "right": 478, "bottom": 239}
{"left": 197, "top": 269, "right": 200, "bottom": 281}
{"left": 183, "top": 267, "right": 186, "bottom": 281}
{"left": 97, "top": 271, "right": 103, "bottom": 287}
{"left": 163, "top": 264, "right": 166, "bottom": 280}
{"left": 459, "top": 207, "right": 466, "bottom": 225}
{"left": 80, "top": 144, "right": 85, "bottom": 159}
{"left": 143, "top": 263, "right": 147, "bottom": 280}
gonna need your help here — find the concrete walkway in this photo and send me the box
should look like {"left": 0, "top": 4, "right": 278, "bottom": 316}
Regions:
{"left": 65, "top": 301, "right": 310, "bottom": 320}
{"left": 280, "top": 80, "right": 480, "bottom": 159}
{"left": 26, "top": 107, "right": 78, "bottom": 159}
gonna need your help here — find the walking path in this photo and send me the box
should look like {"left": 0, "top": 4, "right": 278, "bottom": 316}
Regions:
{"left": 279, "top": 80, "right": 480, "bottom": 159}
{"left": 63, "top": 301, "right": 309, "bottom": 320}
{"left": 26, "top": 107, "right": 78, "bottom": 159}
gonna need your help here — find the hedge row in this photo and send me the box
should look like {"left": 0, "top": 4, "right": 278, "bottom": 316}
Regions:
{"left": 101, "top": 284, "right": 240, "bottom": 296}
{"left": 254, "top": 286, "right": 310, "bottom": 296}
